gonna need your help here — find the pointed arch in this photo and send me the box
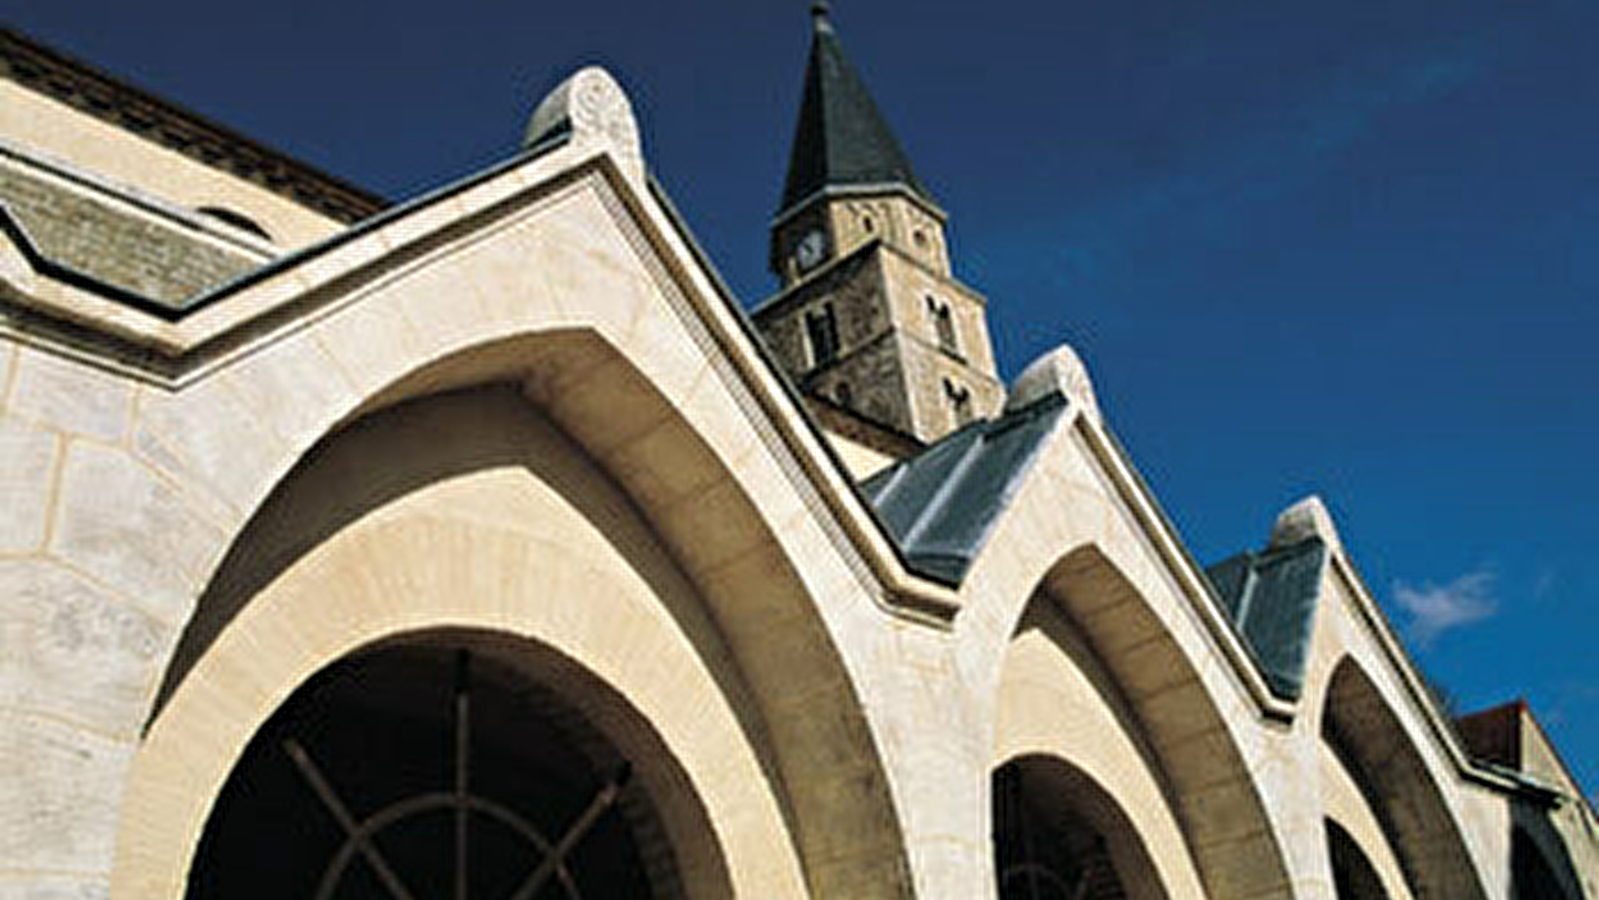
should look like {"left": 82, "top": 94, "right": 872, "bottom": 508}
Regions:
{"left": 991, "top": 544, "right": 1294, "bottom": 900}
{"left": 1321, "top": 656, "right": 1490, "bottom": 900}
{"left": 116, "top": 322, "right": 910, "bottom": 897}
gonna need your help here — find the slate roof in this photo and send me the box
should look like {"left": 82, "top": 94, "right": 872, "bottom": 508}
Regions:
{"left": 860, "top": 392, "right": 1067, "bottom": 585}
{"left": 0, "top": 150, "right": 267, "bottom": 311}
{"left": 778, "top": 4, "right": 934, "bottom": 215}
{"left": 1206, "top": 537, "right": 1328, "bottom": 700}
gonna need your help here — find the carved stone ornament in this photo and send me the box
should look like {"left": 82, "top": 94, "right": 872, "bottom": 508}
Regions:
{"left": 1005, "top": 342, "right": 1101, "bottom": 423}
{"left": 525, "top": 66, "right": 644, "bottom": 184}
{"left": 1270, "top": 495, "right": 1345, "bottom": 553}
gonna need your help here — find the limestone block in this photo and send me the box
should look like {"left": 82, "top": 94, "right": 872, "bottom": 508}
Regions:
{"left": 448, "top": 221, "right": 566, "bottom": 332}
{"left": 312, "top": 291, "right": 426, "bottom": 397}
{"left": 0, "top": 711, "right": 132, "bottom": 874}
{"left": 387, "top": 241, "right": 522, "bottom": 364}
{"left": 225, "top": 331, "right": 357, "bottom": 453}
{"left": 533, "top": 193, "right": 658, "bottom": 341}
{"left": 7, "top": 349, "right": 134, "bottom": 444}
{"left": 0, "top": 341, "right": 15, "bottom": 398}
{"left": 0, "top": 559, "right": 170, "bottom": 739}
{"left": 0, "top": 416, "right": 58, "bottom": 553}
{"left": 133, "top": 376, "right": 283, "bottom": 516}
{"left": 0, "top": 876, "right": 108, "bottom": 900}
{"left": 50, "top": 442, "right": 222, "bottom": 623}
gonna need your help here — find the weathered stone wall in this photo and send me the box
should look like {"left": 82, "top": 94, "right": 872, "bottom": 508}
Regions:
{"left": 877, "top": 249, "right": 997, "bottom": 379}
{"left": 824, "top": 194, "right": 949, "bottom": 276}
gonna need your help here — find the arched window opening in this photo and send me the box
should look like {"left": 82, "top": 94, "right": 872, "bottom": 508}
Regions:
{"left": 945, "top": 378, "right": 972, "bottom": 427}
{"left": 861, "top": 214, "right": 875, "bottom": 233}
{"left": 805, "top": 302, "right": 840, "bottom": 368}
{"left": 926, "top": 295, "right": 960, "bottom": 356}
{"left": 835, "top": 380, "right": 853, "bottom": 409}
{"left": 187, "top": 639, "right": 678, "bottom": 900}
{"left": 992, "top": 758, "right": 1162, "bottom": 900}
{"left": 196, "top": 205, "right": 273, "bottom": 242}
{"left": 1326, "top": 819, "right": 1389, "bottom": 900}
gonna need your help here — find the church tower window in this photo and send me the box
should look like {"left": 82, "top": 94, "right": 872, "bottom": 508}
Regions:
{"left": 945, "top": 378, "right": 972, "bottom": 426}
{"left": 805, "top": 303, "right": 841, "bottom": 368}
{"left": 927, "top": 295, "right": 960, "bottom": 357}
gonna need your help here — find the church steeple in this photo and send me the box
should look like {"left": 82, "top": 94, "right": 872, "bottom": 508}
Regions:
{"left": 754, "top": 4, "right": 1004, "bottom": 448}
{"left": 778, "top": 1, "right": 933, "bottom": 216}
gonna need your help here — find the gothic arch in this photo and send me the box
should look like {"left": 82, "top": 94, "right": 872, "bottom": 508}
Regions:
{"left": 104, "top": 156, "right": 917, "bottom": 897}
{"left": 1510, "top": 806, "right": 1585, "bottom": 900}
{"left": 115, "top": 381, "right": 816, "bottom": 896}
{"left": 992, "top": 755, "right": 1172, "bottom": 900}
{"left": 1319, "top": 735, "right": 1414, "bottom": 900}
{"left": 972, "top": 538, "right": 1294, "bottom": 900}
{"left": 992, "top": 598, "right": 1206, "bottom": 899}
{"left": 1320, "top": 656, "right": 1489, "bottom": 900}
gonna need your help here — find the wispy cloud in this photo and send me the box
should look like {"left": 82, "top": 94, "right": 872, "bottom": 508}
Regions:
{"left": 1393, "top": 570, "right": 1498, "bottom": 645}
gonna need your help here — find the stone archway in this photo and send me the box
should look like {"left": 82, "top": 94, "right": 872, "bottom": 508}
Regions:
{"left": 1321, "top": 657, "right": 1488, "bottom": 900}
{"left": 991, "top": 596, "right": 1208, "bottom": 900}
{"left": 112, "top": 384, "right": 820, "bottom": 899}
{"left": 188, "top": 631, "right": 703, "bottom": 900}
{"left": 987, "top": 546, "right": 1287, "bottom": 900}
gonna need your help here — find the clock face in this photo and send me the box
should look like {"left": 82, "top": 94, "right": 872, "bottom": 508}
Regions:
{"left": 795, "top": 229, "right": 828, "bottom": 271}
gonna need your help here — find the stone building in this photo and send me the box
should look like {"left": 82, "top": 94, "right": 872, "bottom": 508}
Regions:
{"left": 0, "top": 9, "right": 1593, "bottom": 900}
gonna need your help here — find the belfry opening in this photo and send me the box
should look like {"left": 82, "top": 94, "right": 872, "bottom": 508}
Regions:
{"left": 186, "top": 636, "right": 679, "bottom": 900}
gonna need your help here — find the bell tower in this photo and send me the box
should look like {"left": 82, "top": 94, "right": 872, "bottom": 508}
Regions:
{"left": 754, "top": 3, "right": 1004, "bottom": 445}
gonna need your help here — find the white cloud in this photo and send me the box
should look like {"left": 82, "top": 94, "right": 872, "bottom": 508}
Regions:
{"left": 1393, "top": 570, "right": 1498, "bottom": 645}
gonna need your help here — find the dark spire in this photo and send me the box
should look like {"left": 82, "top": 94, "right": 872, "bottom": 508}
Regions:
{"left": 778, "top": 4, "right": 933, "bottom": 214}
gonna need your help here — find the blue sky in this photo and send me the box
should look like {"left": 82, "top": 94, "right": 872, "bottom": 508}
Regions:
{"left": 5, "top": 1, "right": 1594, "bottom": 795}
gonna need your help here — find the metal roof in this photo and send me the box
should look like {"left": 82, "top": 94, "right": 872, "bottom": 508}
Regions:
{"left": 860, "top": 393, "right": 1067, "bottom": 585}
{"left": 1206, "top": 537, "right": 1327, "bottom": 700}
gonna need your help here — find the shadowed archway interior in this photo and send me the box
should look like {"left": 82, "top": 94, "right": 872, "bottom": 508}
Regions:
{"left": 992, "top": 755, "right": 1168, "bottom": 900}
{"left": 187, "top": 636, "right": 683, "bottom": 900}
{"left": 1326, "top": 819, "right": 1388, "bottom": 900}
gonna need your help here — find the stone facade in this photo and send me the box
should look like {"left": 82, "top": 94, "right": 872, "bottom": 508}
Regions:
{"left": 0, "top": 17, "right": 1593, "bottom": 900}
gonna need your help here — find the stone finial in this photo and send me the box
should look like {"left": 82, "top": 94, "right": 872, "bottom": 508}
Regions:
{"left": 524, "top": 66, "right": 644, "bottom": 184}
{"left": 1270, "top": 495, "right": 1344, "bottom": 553}
{"left": 811, "top": 1, "right": 835, "bottom": 32}
{"left": 1005, "top": 342, "right": 1101, "bottom": 423}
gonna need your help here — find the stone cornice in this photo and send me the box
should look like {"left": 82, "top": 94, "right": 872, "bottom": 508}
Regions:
{"left": 0, "top": 26, "right": 387, "bottom": 225}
